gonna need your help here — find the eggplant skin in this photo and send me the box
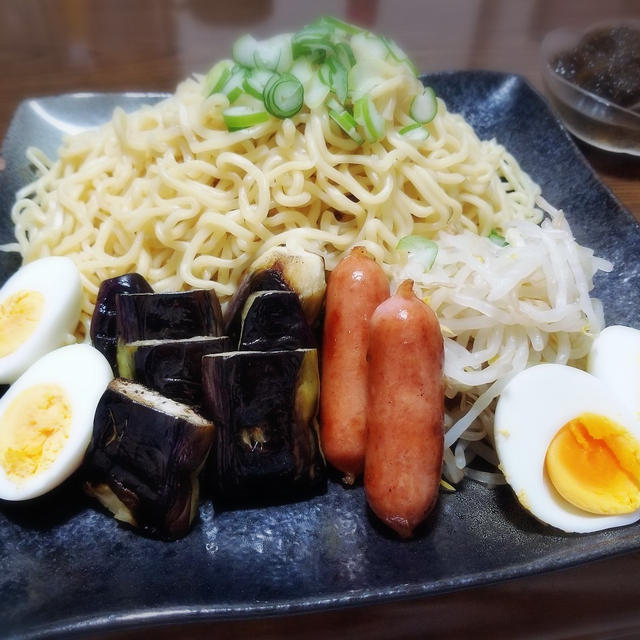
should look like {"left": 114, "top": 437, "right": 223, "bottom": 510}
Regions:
{"left": 82, "top": 378, "right": 215, "bottom": 540}
{"left": 223, "top": 247, "right": 326, "bottom": 345}
{"left": 90, "top": 273, "right": 153, "bottom": 373}
{"left": 117, "top": 336, "right": 232, "bottom": 409}
{"left": 116, "top": 289, "right": 223, "bottom": 343}
{"left": 223, "top": 269, "right": 289, "bottom": 346}
{"left": 202, "top": 349, "right": 326, "bottom": 506}
{"left": 238, "top": 290, "right": 316, "bottom": 352}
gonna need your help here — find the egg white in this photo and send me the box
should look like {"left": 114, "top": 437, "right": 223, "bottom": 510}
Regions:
{"left": 0, "top": 256, "right": 82, "bottom": 384}
{"left": 494, "top": 363, "right": 640, "bottom": 533}
{"left": 588, "top": 325, "right": 640, "bottom": 421}
{"left": 0, "top": 343, "right": 113, "bottom": 501}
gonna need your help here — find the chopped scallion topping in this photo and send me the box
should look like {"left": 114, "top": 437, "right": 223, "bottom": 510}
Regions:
{"left": 205, "top": 18, "right": 438, "bottom": 136}
{"left": 203, "top": 60, "right": 233, "bottom": 97}
{"left": 222, "top": 105, "right": 269, "bottom": 131}
{"left": 410, "top": 87, "right": 437, "bottom": 124}
{"left": 397, "top": 235, "right": 438, "bottom": 270}
{"left": 263, "top": 73, "right": 304, "bottom": 118}
{"left": 222, "top": 105, "right": 270, "bottom": 131}
{"left": 488, "top": 230, "right": 508, "bottom": 247}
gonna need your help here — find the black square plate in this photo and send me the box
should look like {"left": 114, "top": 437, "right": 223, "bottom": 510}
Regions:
{"left": 1, "top": 71, "right": 640, "bottom": 639}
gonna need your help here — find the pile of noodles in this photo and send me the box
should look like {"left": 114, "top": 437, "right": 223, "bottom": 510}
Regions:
{"left": 3, "top": 62, "right": 610, "bottom": 483}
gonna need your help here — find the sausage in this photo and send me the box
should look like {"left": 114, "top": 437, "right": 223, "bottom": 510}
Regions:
{"left": 320, "top": 246, "right": 389, "bottom": 484}
{"left": 364, "top": 279, "right": 444, "bottom": 538}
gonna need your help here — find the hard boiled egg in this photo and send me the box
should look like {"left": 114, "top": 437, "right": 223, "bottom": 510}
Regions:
{"left": 494, "top": 363, "right": 640, "bottom": 533}
{"left": 0, "top": 256, "right": 82, "bottom": 384}
{"left": 0, "top": 343, "right": 113, "bottom": 501}
{"left": 588, "top": 325, "right": 640, "bottom": 420}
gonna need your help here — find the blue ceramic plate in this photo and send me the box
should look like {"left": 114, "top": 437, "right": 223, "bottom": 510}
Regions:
{"left": 1, "top": 72, "right": 640, "bottom": 639}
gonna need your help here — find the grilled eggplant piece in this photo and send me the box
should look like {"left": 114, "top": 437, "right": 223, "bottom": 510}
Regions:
{"left": 116, "top": 289, "right": 223, "bottom": 343}
{"left": 238, "top": 290, "right": 315, "bottom": 351}
{"left": 90, "top": 273, "right": 153, "bottom": 373}
{"left": 117, "top": 335, "right": 232, "bottom": 408}
{"left": 202, "top": 348, "right": 325, "bottom": 505}
{"left": 224, "top": 247, "right": 326, "bottom": 344}
{"left": 83, "top": 378, "right": 215, "bottom": 539}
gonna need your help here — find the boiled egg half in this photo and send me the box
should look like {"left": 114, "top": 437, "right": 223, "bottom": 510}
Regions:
{"left": 0, "top": 343, "right": 113, "bottom": 501}
{"left": 588, "top": 325, "right": 640, "bottom": 420}
{"left": 0, "top": 256, "right": 82, "bottom": 384}
{"left": 495, "top": 363, "right": 640, "bottom": 533}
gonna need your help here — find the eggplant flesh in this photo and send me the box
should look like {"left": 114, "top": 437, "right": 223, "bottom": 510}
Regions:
{"left": 82, "top": 378, "right": 215, "bottom": 539}
{"left": 238, "top": 290, "right": 315, "bottom": 352}
{"left": 202, "top": 348, "right": 325, "bottom": 505}
{"left": 117, "top": 335, "right": 232, "bottom": 409}
{"left": 90, "top": 273, "right": 153, "bottom": 373}
{"left": 223, "top": 247, "right": 326, "bottom": 344}
{"left": 116, "top": 289, "right": 223, "bottom": 343}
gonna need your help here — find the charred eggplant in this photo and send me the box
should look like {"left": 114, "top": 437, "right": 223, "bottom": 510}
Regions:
{"left": 90, "top": 273, "right": 153, "bottom": 373}
{"left": 83, "top": 378, "right": 215, "bottom": 539}
{"left": 202, "top": 348, "right": 325, "bottom": 505}
{"left": 238, "top": 290, "right": 315, "bottom": 351}
{"left": 116, "top": 289, "right": 223, "bottom": 343}
{"left": 223, "top": 246, "right": 326, "bottom": 344}
{"left": 117, "top": 335, "right": 232, "bottom": 408}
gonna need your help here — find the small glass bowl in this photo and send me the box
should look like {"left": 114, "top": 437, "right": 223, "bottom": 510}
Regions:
{"left": 541, "top": 22, "right": 640, "bottom": 156}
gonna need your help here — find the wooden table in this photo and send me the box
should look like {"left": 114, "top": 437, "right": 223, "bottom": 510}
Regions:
{"left": 1, "top": 2, "right": 640, "bottom": 638}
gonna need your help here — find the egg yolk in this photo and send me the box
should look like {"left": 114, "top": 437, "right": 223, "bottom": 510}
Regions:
{"left": 0, "top": 384, "right": 72, "bottom": 483}
{"left": 545, "top": 413, "right": 640, "bottom": 515}
{"left": 0, "top": 290, "right": 44, "bottom": 358}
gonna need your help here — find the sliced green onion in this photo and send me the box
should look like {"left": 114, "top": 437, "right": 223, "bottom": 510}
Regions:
{"left": 379, "top": 35, "right": 418, "bottom": 76}
{"left": 397, "top": 235, "right": 438, "bottom": 270}
{"left": 335, "top": 42, "right": 356, "bottom": 68}
{"left": 222, "top": 67, "right": 247, "bottom": 103}
{"left": 232, "top": 35, "right": 258, "bottom": 68}
{"left": 242, "top": 69, "right": 274, "bottom": 100}
{"left": 351, "top": 31, "right": 389, "bottom": 64}
{"left": 263, "top": 72, "right": 304, "bottom": 118}
{"left": 214, "top": 22, "right": 437, "bottom": 143}
{"left": 313, "top": 16, "right": 363, "bottom": 35}
{"left": 290, "top": 58, "right": 314, "bottom": 86}
{"left": 254, "top": 47, "right": 281, "bottom": 72}
{"left": 379, "top": 35, "right": 406, "bottom": 62}
{"left": 354, "top": 96, "right": 385, "bottom": 143}
{"left": 326, "top": 96, "right": 343, "bottom": 113}
{"left": 398, "top": 122, "right": 429, "bottom": 142}
{"left": 329, "top": 108, "right": 363, "bottom": 143}
{"left": 403, "top": 58, "right": 419, "bottom": 77}
{"left": 348, "top": 61, "right": 380, "bottom": 101}
{"left": 253, "top": 34, "right": 292, "bottom": 72}
{"left": 318, "top": 60, "right": 332, "bottom": 86}
{"left": 326, "top": 57, "right": 348, "bottom": 104}
{"left": 304, "top": 73, "right": 330, "bottom": 110}
{"left": 398, "top": 122, "right": 421, "bottom": 135}
{"left": 410, "top": 87, "right": 437, "bottom": 123}
{"left": 291, "top": 26, "right": 336, "bottom": 63}
{"left": 222, "top": 105, "right": 269, "bottom": 131}
{"left": 233, "top": 33, "right": 293, "bottom": 73}
{"left": 203, "top": 59, "right": 234, "bottom": 97}
{"left": 488, "top": 229, "right": 508, "bottom": 247}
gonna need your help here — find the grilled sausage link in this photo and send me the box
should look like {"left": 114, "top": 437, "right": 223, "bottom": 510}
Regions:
{"left": 364, "top": 279, "right": 444, "bottom": 537}
{"left": 320, "top": 246, "right": 389, "bottom": 484}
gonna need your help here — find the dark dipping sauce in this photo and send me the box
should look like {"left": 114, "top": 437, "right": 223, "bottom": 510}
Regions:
{"left": 552, "top": 24, "right": 640, "bottom": 112}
